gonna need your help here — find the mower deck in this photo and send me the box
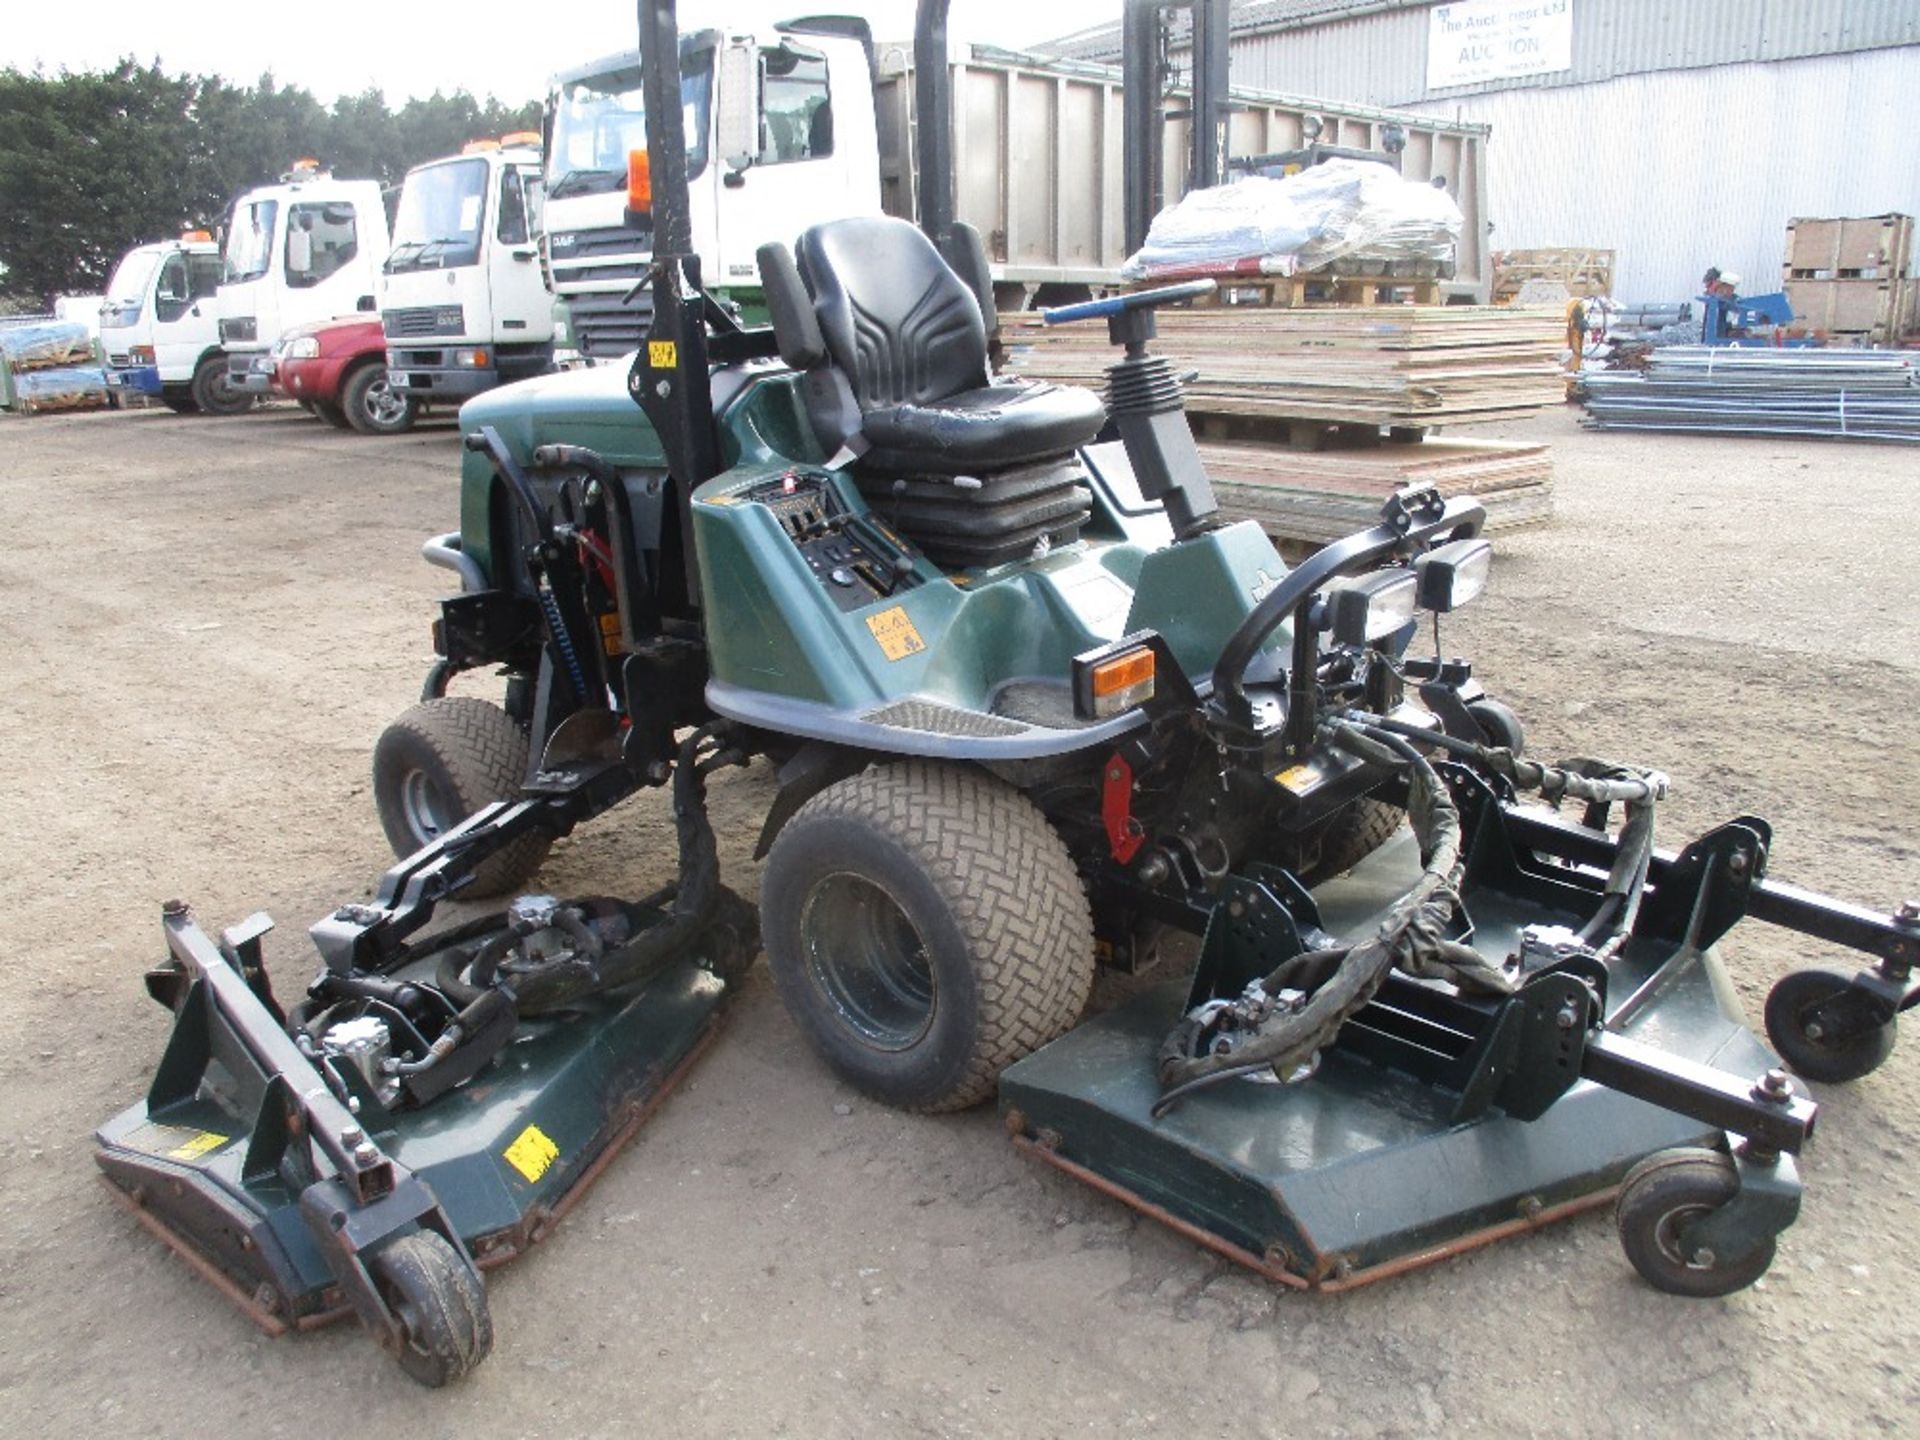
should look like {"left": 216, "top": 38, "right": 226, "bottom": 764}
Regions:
{"left": 1001, "top": 830, "right": 1776, "bottom": 1288}
{"left": 96, "top": 943, "right": 736, "bottom": 1332}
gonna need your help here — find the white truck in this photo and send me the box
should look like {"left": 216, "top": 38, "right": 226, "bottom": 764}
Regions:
{"left": 97, "top": 234, "right": 230, "bottom": 412}
{"left": 541, "top": 21, "right": 1492, "bottom": 360}
{"left": 542, "top": 22, "right": 881, "bottom": 358}
{"left": 219, "top": 163, "right": 392, "bottom": 401}
{"left": 381, "top": 137, "right": 557, "bottom": 403}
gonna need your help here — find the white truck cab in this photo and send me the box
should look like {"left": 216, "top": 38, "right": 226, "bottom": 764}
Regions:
{"left": 381, "top": 137, "right": 555, "bottom": 401}
{"left": 98, "top": 235, "right": 227, "bottom": 412}
{"left": 542, "top": 21, "right": 882, "bottom": 358}
{"left": 219, "top": 163, "right": 392, "bottom": 399}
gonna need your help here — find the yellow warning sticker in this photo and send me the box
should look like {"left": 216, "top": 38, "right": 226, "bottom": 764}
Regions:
{"left": 865, "top": 606, "right": 926, "bottom": 662}
{"left": 503, "top": 1124, "right": 561, "bottom": 1183}
{"left": 1273, "top": 764, "right": 1323, "bottom": 796}
{"left": 648, "top": 340, "right": 678, "bottom": 369}
{"left": 122, "top": 1122, "right": 232, "bottom": 1163}
{"left": 169, "top": 1129, "right": 230, "bottom": 1160}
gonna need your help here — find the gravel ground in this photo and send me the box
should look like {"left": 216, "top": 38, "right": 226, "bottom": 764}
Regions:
{"left": 0, "top": 400, "right": 1914, "bottom": 1438}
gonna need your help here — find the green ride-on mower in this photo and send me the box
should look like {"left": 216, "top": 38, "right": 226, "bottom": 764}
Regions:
{"left": 97, "top": 0, "right": 1919, "bottom": 1388}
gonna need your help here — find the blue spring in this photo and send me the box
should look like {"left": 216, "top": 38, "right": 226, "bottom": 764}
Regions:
{"left": 538, "top": 588, "right": 589, "bottom": 702}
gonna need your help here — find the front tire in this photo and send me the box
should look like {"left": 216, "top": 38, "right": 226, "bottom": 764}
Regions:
{"left": 190, "top": 354, "right": 252, "bottom": 415}
{"left": 312, "top": 396, "right": 353, "bottom": 429}
{"left": 372, "top": 697, "right": 550, "bottom": 897}
{"left": 761, "top": 761, "right": 1095, "bottom": 1111}
{"left": 343, "top": 363, "right": 417, "bottom": 435}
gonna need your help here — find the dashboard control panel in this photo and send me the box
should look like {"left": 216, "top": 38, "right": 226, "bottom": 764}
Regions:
{"left": 744, "top": 472, "right": 917, "bottom": 612}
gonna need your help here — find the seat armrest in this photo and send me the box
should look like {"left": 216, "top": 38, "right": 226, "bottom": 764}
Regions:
{"left": 756, "top": 242, "right": 828, "bottom": 371}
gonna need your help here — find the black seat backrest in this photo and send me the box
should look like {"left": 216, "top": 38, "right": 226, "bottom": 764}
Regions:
{"left": 795, "top": 216, "right": 989, "bottom": 411}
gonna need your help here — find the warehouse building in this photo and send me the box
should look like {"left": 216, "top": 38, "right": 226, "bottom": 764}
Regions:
{"left": 1043, "top": 0, "right": 1920, "bottom": 305}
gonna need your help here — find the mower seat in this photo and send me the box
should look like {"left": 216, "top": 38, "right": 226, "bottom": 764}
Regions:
{"left": 758, "top": 216, "right": 1105, "bottom": 476}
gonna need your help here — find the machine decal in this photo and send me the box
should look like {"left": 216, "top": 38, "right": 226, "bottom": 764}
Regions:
{"left": 503, "top": 1124, "right": 561, "bottom": 1182}
{"left": 648, "top": 340, "right": 678, "bottom": 369}
{"left": 865, "top": 607, "right": 926, "bottom": 661}
{"left": 123, "top": 1122, "right": 232, "bottom": 1162}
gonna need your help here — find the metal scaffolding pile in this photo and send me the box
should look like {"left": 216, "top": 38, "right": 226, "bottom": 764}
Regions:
{"left": 1582, "top": 347, "right": 1920, "bottom": 442}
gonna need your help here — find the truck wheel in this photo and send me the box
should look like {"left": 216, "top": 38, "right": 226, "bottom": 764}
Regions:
{"left": 368, "top": 1231, "right": 492, "bottom": 1387}
{"left": 312, "top": 397, "right": 353, "bottom": 429}
{"left": 344, "top": 363, "right": 417, "bottom": 435}
{"left": 1615, "top": 1147, "right": 1775, "bottom": 1298}
{"left": 760, "top": 761, "right": 1095, "bottom": 1112}
{"left": 190, "top": 354, "right": 252, "bottom": 415}
{"left": 160, "top": 386, "right": 199, "bottom": 414}
{"left": 372, "top": 697, "right": 550, "bottom": 898}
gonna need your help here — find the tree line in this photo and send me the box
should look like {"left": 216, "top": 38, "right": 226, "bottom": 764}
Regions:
{"left": 0, "top": 60, "right": 541, "bottom": 307}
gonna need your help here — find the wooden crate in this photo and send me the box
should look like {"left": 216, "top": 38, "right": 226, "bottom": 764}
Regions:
{"left": 1491, "top": 248, "right": 1615, "bottom": 303}
{"left": 1784, "top": 214, "right": 1913, "bottom": 281}
{"left": 1785, "top": 278, "right": 1911, "bottom": 343}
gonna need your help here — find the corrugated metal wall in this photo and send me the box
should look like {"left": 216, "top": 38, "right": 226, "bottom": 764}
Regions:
{"left": 1403, "top": 47, "right": 1920, "bottom": 304}
{"left": 1165, "top": 0, "right": 1920, "bottom": 107}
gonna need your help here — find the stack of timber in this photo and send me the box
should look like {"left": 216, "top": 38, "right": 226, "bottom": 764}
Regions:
{"left": 1003, "top": 305, "right": 1564, "bottom": 441}
{"left": 1582, "top": 347, "right": 1920, "bottom": 443}
{"left": 1780, "top": 214, "right": 1914, "bottom": 345}
{"left": 1196, "top": 436, "right": 1554, "bottom": 545}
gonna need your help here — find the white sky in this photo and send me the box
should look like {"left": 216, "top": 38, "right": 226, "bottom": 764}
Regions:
{"left": 4, "top": 1, "right": 1124, "bottom": 105}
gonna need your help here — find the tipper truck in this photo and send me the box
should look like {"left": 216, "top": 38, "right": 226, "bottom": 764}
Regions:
{"left": 541, "top": 19, "right": 1490, "bottom": 359}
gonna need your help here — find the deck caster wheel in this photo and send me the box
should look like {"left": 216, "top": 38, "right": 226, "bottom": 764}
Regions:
{"left": 368, "top": 1231, "right": 492, "bottom": 1387}
{"left": 1764, "top": 969, "right": 1895, "bottom": 1083}
{"left": 1467, "top": 698, "right": 1525, "bottom": 755}
{"left": 372, "top": 697, "right": 550, "bottom": 897}
{"left": 1616, "top": 1148, "right": 1775, "bottom": 1298}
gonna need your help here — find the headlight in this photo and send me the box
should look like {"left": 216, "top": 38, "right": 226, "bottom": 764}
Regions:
{"left": 1326, "top": 568, "right": 1419, "bottom": 646}
{"left": 1414, "top": 538, "right": 1493, "bottom": 613}
{"left": 452, "top": 348, "right": 490, "bottom": 368}
{"left": 283, "top": 336, "right": 320, "bottom": 359}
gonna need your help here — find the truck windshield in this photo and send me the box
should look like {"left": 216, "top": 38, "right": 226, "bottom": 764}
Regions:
{"left": 101, "top": 249, "right": 159, "bottom": 328}
{"left": 546, "top": 48, "right": 712, "bottom": 200}
{"left": 387, "top": 157, "right": 488, "bottom": 272}
{"left": 225, "top": 199, "right": 279, "bottom": 284}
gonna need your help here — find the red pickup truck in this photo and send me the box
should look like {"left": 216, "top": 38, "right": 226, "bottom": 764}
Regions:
{"left": 271, "top": 317, "right": 420, "bottom": 434}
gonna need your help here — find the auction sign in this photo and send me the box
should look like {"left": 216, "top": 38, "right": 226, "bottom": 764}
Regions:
{"left": 1426, "top": 0, "right": 1573, "bottom": 90}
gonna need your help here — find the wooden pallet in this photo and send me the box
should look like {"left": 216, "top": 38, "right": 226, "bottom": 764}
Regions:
{"left": 1492, "top": 248, "right": 1615, "bottom": 303}
{"left": 1192, "top": 274, "right": 1441, "bottom": 308}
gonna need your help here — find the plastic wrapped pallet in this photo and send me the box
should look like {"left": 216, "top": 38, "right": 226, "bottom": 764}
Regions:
{"left": 0, "top": 320, "right": 93, "bottom": 371}
{"left": 9, "top": 364, "right": 111, "bottom": 414}
{"left": 1122, "top": 160, "right": 1462, "bottom": 282}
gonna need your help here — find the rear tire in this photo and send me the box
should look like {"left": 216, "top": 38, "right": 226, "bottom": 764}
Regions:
{"left": 372, "top": 697, "right": 550, "bottom": 898}
{"left": 190, "top": 354, "right": 252, "bottom": 415}
{"left": 344, "top": 363, "right": 417, "bottom": 435}
{"left": 761, "top": 761, "right": 1095, "bottom": 1111}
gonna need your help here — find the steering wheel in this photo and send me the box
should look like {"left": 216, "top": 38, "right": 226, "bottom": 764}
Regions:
{"left": 1040, "top": 280, "right": 1217, "bottom": 326}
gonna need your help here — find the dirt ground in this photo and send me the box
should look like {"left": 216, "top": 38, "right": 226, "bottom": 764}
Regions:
{"left": 0, "top": 398, "right": 1915, "bottom": 1438}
